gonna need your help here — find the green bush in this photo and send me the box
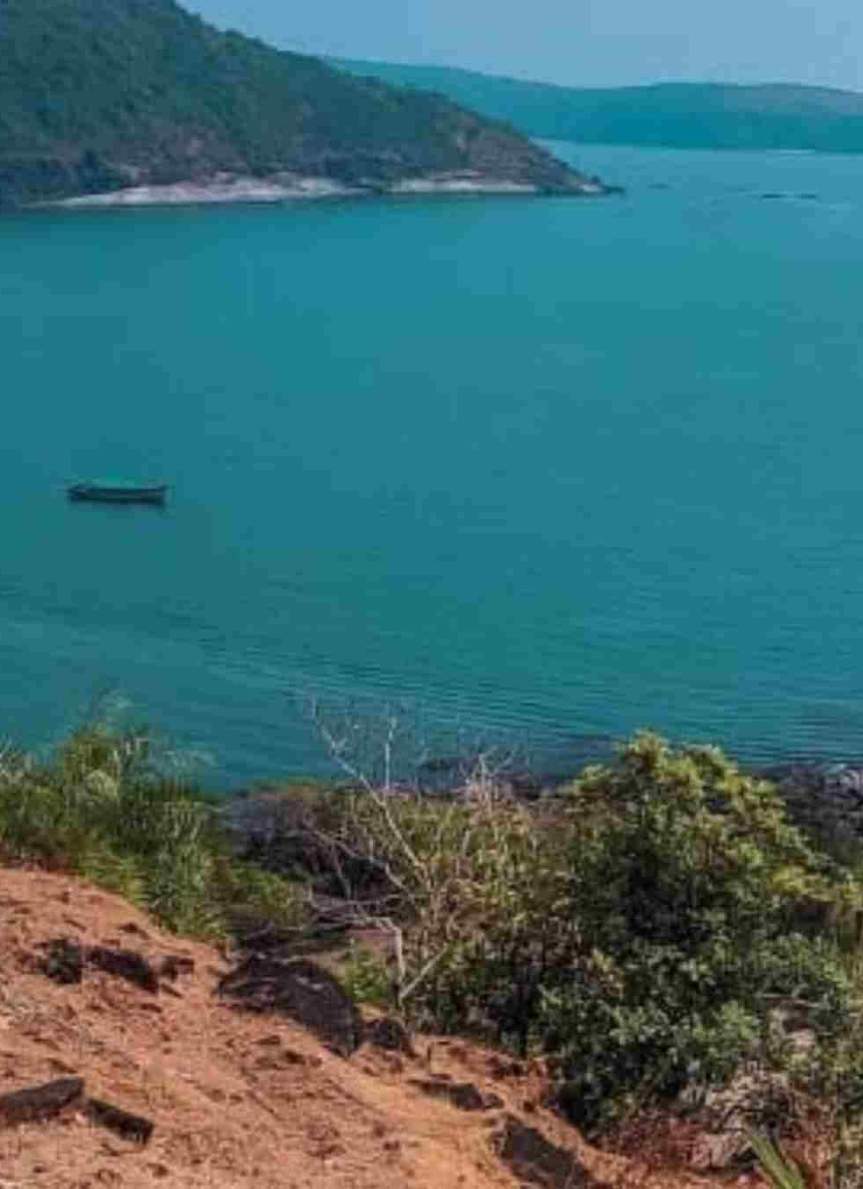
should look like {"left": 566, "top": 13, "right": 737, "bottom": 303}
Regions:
{"left": 0, "top": 725, "right": 305, "bottom": 939}
{"left": 296, "top": 777, "right": 578, "bottom": 1046}
{"left": 296, "top": 734, "right": 862, "bottom": 1131}
{"left": 543, "top": 734, "right": 858, "bottom": 1128}
{"left": 340, "top": 943, "right": 393, "bottom": 1009}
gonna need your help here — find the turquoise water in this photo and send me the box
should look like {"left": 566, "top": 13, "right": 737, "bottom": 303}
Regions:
{"left": 3, "top": 141, "right": 863, "bottom": 785}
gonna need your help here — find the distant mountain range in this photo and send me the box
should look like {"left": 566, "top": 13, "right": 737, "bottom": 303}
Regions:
{"left": 0, "top": 0, "right": 599, "bottom": 208}
{"left": 337, "top": 59, "right": 863, "bottom": 154}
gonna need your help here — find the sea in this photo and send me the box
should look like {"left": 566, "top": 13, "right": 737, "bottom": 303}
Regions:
{"left": 3, "top": 140, "right": 863, "bottom": 788}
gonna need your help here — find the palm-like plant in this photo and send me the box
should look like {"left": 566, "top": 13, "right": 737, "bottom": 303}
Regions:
{"left": 749, "top": 1132, "right": 808, "bottom": 1189}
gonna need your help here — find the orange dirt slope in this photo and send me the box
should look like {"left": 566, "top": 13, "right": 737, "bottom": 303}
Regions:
{"left": 0, "top": 866, "right": 726, "bottom": 1188}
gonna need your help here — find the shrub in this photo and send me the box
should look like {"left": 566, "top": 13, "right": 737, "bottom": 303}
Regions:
{"left": 542, "top": 734, "right": 858, "bottom": 1128}
{"left": 0, "top": 725, "right": 305, "bottom": 939}
{"left": 293, "top": 773, "right": 579, "bottom": 1047}
{"left": 340, "top": 943, "right": 393, "bottom": 1009}
{"left": 288, "top": 733, "right": 862, "bottom": 1131}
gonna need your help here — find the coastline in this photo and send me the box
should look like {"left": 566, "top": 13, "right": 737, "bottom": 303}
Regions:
{"left": 51, "top": 174, "right": 358, "bottom": 208}
{"left": 45, "top": 170, "right": 606, "bottom": 210}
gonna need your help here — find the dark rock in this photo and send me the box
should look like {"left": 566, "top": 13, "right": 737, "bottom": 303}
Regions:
{"left": 226, "top": 792, "right": 392, "bottom": 906}
{"left": 39, "top": 940, "right": 163, "bottom": 992}
{"left": 451, "top": 1083, "right": 504, "bottom": 1111}
{"left": 494, "top": 1115, "right": 609, "bottom": 1187}
{"left": 219, "top": 957, "right": 363, "bottom": 1057}
{"left": 41, "top": 938, "right": 85, "bottom": 985}
{"left": 85, "top": 1098, "right": 155, "bottom": 1144}
{"left": 0, "top": 1078, "right": 85, "bottom": 1126}
{"left": 763, "top": 760, "right": 863, "bottom": 857}
{"left": 366, "top": 1016, "right": 416, "bottom": 1057}
{"left": 411, "top": 1078, "right": 503, "bottom": 1112}
{"left": 159, "top": 955, "right": 195, "bottom": 982}
{"left": 489, "top": 1056, "right": 526, "bottom": 1080}
{"left": 87, "top": 947, "right": 160, "bottom": 993}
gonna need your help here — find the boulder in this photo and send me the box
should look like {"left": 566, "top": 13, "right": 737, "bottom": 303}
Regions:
{"left": 219, "top": 957, "right": 363, "bottom": 1057}
{"left": 85, "top": 1097, "right": 154, "bottom": 1144}
{"left": 87, "top": 946, "right": 160, "bottom": 993}
{"left": 365, "top": 1016, "right": 416, "bottom": 1057}
{"left": 0, "top": 1078, "right": 85, "bottom": 1126}
{"left": 764, "top": 760, "right": 863, "bottom": 855}
{"left": 40, "top": 939, "right": 160, "bottom": 993}
{"left": 494, "top": 1115, "right": 610, "bottom": 1188}
{"left": 40, "top": 939, "right": 84, "bottom": 985}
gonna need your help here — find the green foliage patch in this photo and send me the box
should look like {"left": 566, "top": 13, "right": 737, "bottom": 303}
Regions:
{"left": 259, "top": 733, "right": 863, "bottom": 1133}
{"left": 0, "top": 724, "right": 305, "bottom": 939}
{"left": 338, "top": 58, "right": 863, "bottom": 154}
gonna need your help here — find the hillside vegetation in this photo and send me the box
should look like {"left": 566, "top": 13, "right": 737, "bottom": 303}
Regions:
{"left": 3, "top": 721, "right": 863, "bottom": 1180}
{"left": 0, "top": 0, "right": 593, "bottom": 206}
{"left": 338, "top": 59, "right": 863, "bottom": 154}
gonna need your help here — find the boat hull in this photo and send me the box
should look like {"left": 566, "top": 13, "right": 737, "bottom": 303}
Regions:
{"left": 67, "top": 484, "right": 168, "bottom": 505}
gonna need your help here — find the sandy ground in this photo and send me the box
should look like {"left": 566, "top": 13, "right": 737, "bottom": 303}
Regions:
{"left": 0, "top": 866, "right": 731, "bottom": 1188}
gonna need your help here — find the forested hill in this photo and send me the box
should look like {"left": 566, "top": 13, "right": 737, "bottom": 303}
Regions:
{"left": 0, "top": 0, "right": 597, "bottom": 207}
{"left": 337, "top": 59, "right": 863, "bottom": 154}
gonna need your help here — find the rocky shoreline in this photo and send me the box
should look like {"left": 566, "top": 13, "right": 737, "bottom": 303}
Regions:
{"left": 759, "top": 758, "right": 863, "bottom": 854}
{"left": 411, "top": 741, "right": 863, "bottom": 858}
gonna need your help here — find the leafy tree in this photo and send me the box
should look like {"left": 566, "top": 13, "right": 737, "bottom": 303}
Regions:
{"left": 544, "top": 734, "right": 857, "bottom": 1127}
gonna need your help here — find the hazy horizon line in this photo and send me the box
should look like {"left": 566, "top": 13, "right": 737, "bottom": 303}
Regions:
{"left": 330, "top": 53, "right": 863, "bottom": 98}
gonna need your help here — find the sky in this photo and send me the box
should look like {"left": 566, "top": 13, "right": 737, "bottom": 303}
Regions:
{"left": 187, "top": 0, "right": 863, "bottom": 91}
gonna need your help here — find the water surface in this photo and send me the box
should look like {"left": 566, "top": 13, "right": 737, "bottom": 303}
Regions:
{"left": 3, "top": 142, "right": 863, "bottom": 784}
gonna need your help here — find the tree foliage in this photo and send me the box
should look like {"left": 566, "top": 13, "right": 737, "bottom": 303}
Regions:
{"left": 338, "top": 59, "right": 863, "bottom": 155}
{"left": 548, "top": 734, "right": 857, "bottom": 1127}
{"left": 269, "top": 732, "right": 862, "bottom": 1131}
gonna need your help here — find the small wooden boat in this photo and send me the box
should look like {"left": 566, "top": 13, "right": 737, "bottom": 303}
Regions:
{"left": 67, "top": 480, "right": 169, "bottom": 505}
